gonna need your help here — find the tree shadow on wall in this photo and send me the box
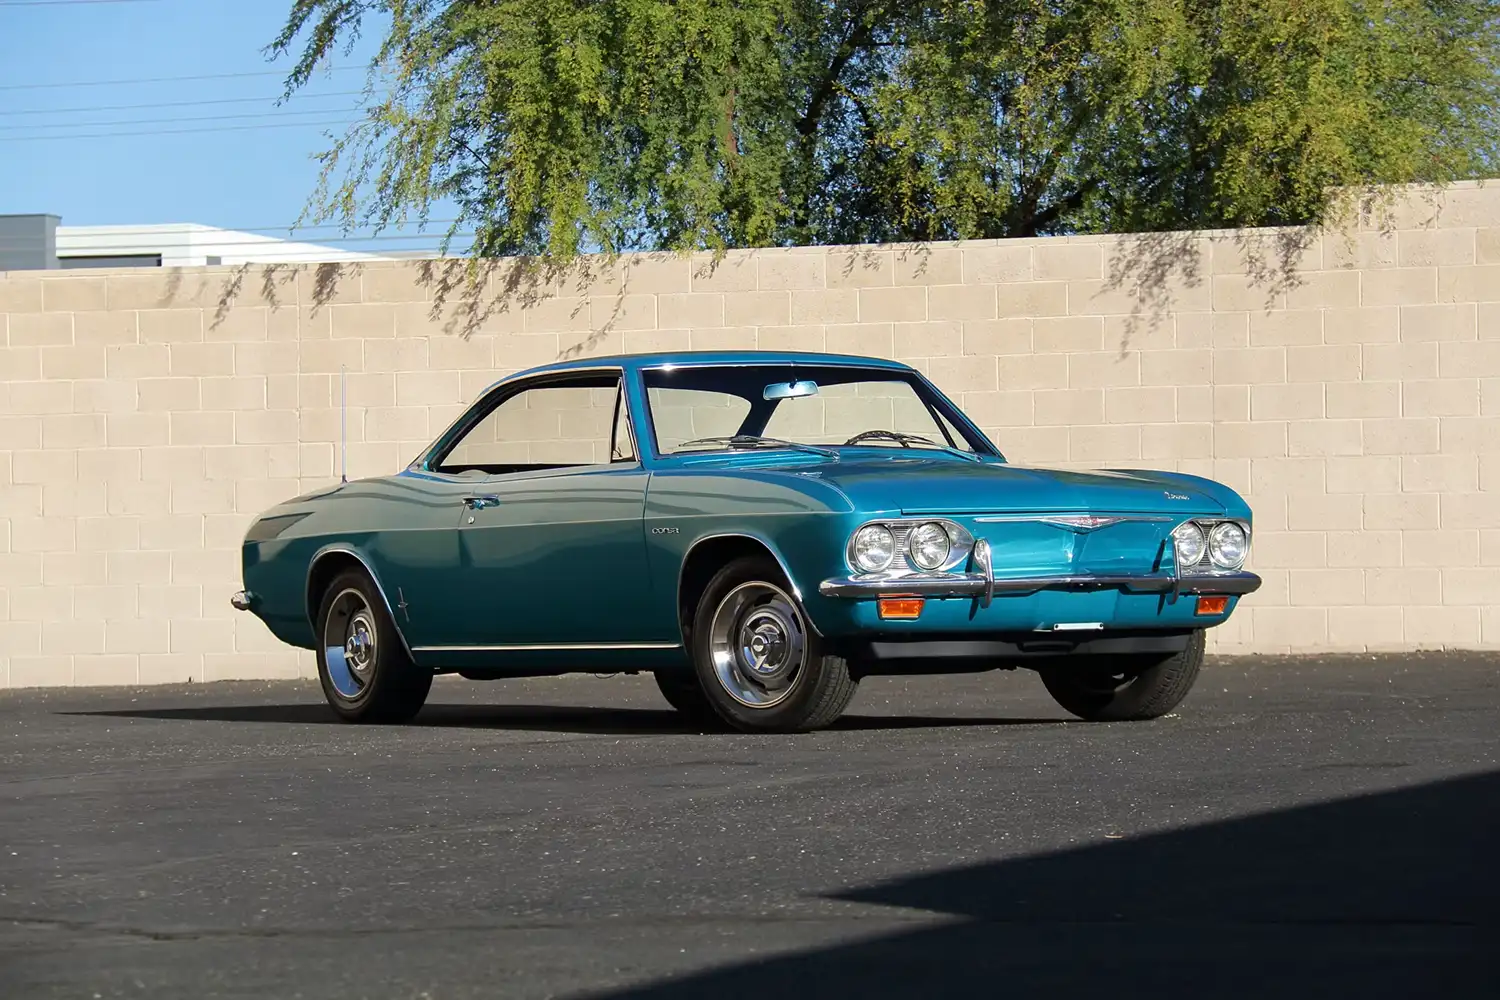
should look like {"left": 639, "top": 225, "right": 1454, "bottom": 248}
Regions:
{"left": 576, "top": 769, "right": 1497, "bottom": 1000}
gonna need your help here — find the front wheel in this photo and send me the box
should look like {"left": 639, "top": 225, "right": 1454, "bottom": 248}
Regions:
{"left": 690, "top": 557, "right": 858, "bottom": 733}
{"left": 1039, "top": 630, "right": 1205, "bottom": 721}
{"left": 315, "top": 569, "right": 432, "bottom": 723}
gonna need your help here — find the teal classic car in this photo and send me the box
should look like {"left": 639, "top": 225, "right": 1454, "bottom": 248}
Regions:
{"left": 232, "top": 350, "right": 1259, "bottom": 732}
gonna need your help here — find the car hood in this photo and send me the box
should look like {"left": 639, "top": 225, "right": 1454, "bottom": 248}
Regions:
{"left": 790, "top": 454, "right": 1232, "bottom": 516}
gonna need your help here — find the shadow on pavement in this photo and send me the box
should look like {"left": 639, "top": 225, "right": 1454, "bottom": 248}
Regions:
{"left": 578, "top": 769, "right": 1498, "bottom": 999}
{"left": 60, "top": 703, "right": 1070, "bottom": 735}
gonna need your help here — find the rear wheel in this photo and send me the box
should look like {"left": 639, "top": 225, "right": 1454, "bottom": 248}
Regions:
{"left": 689, "top": 556, "right": 858, "bottom": 733}
{"left": 315, "top": 569, "right": 432, "bottom": 723}
{"left": 1039, "top": 630, "right": 1205, "bottom": 721}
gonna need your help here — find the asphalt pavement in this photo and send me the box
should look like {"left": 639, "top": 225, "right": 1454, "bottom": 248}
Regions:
{"left": 1, "top": 653, "right": 1496, "bottom": 999}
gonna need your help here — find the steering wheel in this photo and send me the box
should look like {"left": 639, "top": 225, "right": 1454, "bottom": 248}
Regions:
{"left": 843, "top": 429, "right": 937, "bottom": 448}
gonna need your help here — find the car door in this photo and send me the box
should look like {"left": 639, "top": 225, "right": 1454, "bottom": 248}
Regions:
{"left": 411, "top": 370, "right": 654, "bottom": 649}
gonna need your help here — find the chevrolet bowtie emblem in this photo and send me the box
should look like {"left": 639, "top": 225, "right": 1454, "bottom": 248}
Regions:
{"left": 1037, "top": 515, "right": 1125, "bottom": 532}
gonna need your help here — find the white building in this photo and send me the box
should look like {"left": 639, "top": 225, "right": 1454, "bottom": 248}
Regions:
{"left": 55, "top": 222, "right": 405, "bottom": 268}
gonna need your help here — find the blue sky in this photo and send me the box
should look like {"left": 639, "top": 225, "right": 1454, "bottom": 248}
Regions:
{"left": 0, "top": 0, "right": 452, "bottom": 251}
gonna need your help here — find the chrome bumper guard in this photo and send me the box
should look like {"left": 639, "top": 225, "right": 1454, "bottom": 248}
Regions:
{"left": 230, "top": 590, "right": 256, "bottom": 612}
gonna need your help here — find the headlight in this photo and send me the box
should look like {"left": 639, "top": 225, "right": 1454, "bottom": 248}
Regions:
{"left": 851, "top": 524, "right": 896, "bottom": 572}
{"left": 1208, "top": 521, "right": 1249, "bottom": 569}
{"left": 908, "top": 522, "right": 951, "bottom": 571}
{"left": 1171, "top": 521, "right": 1206, "bottom": 567}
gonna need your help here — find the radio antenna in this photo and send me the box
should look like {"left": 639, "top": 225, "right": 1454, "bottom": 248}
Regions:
{"left": 340, "top": 363, "right": 348, "bottom": 484}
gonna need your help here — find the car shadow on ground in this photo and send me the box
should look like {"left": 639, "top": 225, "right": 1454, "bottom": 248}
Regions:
{"left": 575, "top": 768, "right": 1498, "bottom": 999}
{"left": 59, "top": 703, "right": 1073, "bottom": 735}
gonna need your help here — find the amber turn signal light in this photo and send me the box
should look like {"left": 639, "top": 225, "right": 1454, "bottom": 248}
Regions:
{"left": 1195, "top": 596, "right": 1229, "bottom": 616}
{"left": 878, "top": 597, "right": 925, "bottom": 620}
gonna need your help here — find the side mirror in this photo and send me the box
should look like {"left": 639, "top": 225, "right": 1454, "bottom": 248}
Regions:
{"left": 763, "top": 380, "right": 819, "bottom": 400}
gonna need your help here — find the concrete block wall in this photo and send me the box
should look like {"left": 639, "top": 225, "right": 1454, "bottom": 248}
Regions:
{"left": 2, "top": 181, "right": 1499, "bottom": 687}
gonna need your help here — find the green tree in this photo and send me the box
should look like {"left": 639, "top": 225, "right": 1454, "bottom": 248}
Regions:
{"left": 270, "top": 0, "right": 1500, "bottom": 263}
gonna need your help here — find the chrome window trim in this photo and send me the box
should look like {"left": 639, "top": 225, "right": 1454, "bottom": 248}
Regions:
{"left": 411, "top": 364, "right": 629, "bottom": 474}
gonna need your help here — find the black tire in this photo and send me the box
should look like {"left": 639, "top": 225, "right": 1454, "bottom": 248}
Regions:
{"left": 688, "top": 556, "right": 858, "bottom": 733}
{"left": 652, "top": 671, "right": 723, "bottom": 727}
{"left": 315, "top": 569, "right": 432, "bottom": 723}
{"left": 1039, "top": 629, "right": 1205, "bottom": 721}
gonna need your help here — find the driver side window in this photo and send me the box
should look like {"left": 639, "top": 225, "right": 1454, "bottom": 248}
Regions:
{"left": 436, "top": 375, "right": 634, "bottom": 475}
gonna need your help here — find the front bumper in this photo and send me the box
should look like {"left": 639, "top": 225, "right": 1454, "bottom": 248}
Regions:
{"left": 819, "top": 535, "right": 1261, "bottom": 604}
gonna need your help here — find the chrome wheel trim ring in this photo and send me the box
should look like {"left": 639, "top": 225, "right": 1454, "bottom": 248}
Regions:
{"left": 322, "top": 587, "right": 377, "bottom": 699}
{"left": 707, "top": 581, "right": 808, "bottom": 709}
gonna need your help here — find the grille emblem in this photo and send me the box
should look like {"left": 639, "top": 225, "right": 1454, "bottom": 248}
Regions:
{"left": 1037, "top": 515, "right": 1125, "bottom": 532}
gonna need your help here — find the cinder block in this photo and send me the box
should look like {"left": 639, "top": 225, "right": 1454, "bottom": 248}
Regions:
{"left": 8, "top": 312, "right": 73, "bottom": 347}
{"left": 1289, "top": 569, "right": 1366, "bottom": 606}
{"left": 1366, "top": 492, "right": 1440, "bottom": 529}
{"left": 1034, "top": 244, "right": 1101, "bottom": 281}
{"left": 1033, "top": 389, "right": 1104, "bottom": 426}
{"left": 1399, "top": 228, "right": 1476, "bottom": 267}
{"left": 893, "top": 248, "right": 962, "bottom": 286}
{"left": 1361, "top": 418, "right": 1439, "bottom": 456}
{"left": 1250, "top": 383, "right": 1323, "bottom": 420}
{"left": 1401, "top": 303, "right": 1478, "bottom": 343}
{"left": 106, "top": 344, "right": 170, "bottom": 378}
{"left": 622, "top": 328, "right": 692, "bottom": 354}
{"left": 1363, "top": 343, "right": 1437, "bottom": 380}
{"left": 722, "top": 291, "right": 791, "bottom": 327}
{"left": 1327, "top": 456, "right": 1400, "bottom": 493}
{"left": 1442, "top": 492, "right": 1500, "bottom": 528}
{"left": 40, "top": 414, "right": 106, "bottom": 450}
{"left": 1326, "top": 381, "right": 1400, "bottom": 418}
{"left": 1404, "top": 529, "right": 1481, "bottom": 568}
{"left": 962, "top": 245, "right": 1033, "bottom": 284}
{"left": 1478, "top": 228, "right": 1500, "bottom": 265}
{"left": 658, "top": 294, "right": 724, "bottom": 329}
{"left": 108, "top": 551, "right": 172, "bottom": 585}
{"left": 1404, "top": 606, "right": 1481, "bottom": 648}
{"left": 1324, "top": 307, "right": 1397, "bottom": 345}
{"left": 1140, "top": 349, "right": 1211, "bottom": 386}
{"left": 858, "top": 286, "right": 927, "bottom": 324}
{"left": 0, "top": 278, "right": 44, "bottom": 313}
{"left": 1286, "top": 494, "right": 1363, "bottom": 530}
{"left": 1104, "top": 386, "right": 1174, "bottom": 424}
{"left": 1286, "top": 345, "right": 1360, "bottom": 383}
{"left": 1286, "top": 271, "right": 1361, "bottom": 310}
{"left": 1437, "top": 264, "right": 1500, "bottom": 303}
{"left": 1140, "top": 423, "right": 1213, "bottom": 459}
{"left": 1252, "top": 607, "right": 1328, "bottom": 646}
{"left": 789, "top": 289, "right": 858, "bottom": 325}
{"left": 690, "top": 253, "right": 757, "bottom": 292}
{"left": 138, "top": 654, "right": 202, "bottom": 685}
{"left": 1068, "top": 424, "right": 1140, "bottom": 462}
{"left": 590, "top": 293, "right": 657, "bottom": 331}
{"left": 1326, "top": 530, "right": 1401, "bottom": 567}
{"left": 1439, "top": 416, "right": 1500, "bottom": 454}
{"left": 757, "top": 251, "right": 825, "bottom": 291}
{"left": 43, "top": 620, "right": 105, "bottom": 656}
{"left": 1249, "top": 457, "right": 1326, "bottom": 495}
{"left": 73, "top": 311, "right": 138, "bottom": 346}
{"left": 928, "top": 284, "right": 997, "bottom": 321}
{"left": 995, "top": 282, "right": 1068, "bottom": 318}
{"left": 826, "top": 251, "right": 894, "bottom": 288}
{"left": 961, "top": 390, "right": 1033, "bottom": 427}
{"left": 1403, "top": 379, "right": 1478, "bottom": 418}
{"left": 1249, "top": 310, "right": 1322, "bottom": 346}
{"left": 1215, "top": 421, "right": 1288, "bottom": 459}
{"left": 139, "top": 310, "right": 203, "bottom": 344}
{"left": 1068, "top": 352, "right": 1139, "bottom": 388}
{"left": 360, "top": 265, "right": 429, "bottom": 303}
{"left": 1328, "top": 607, "right": 1405, "bottom": 648}
{"left": 1365, "top": 567, "right": 1442, "bottom": 606}
{"left": 1214, "top": 347, "right": 1286, "bottom": 385}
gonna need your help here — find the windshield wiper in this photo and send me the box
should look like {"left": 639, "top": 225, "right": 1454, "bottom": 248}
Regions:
{"left": 846, "top": 429, "right": 982, "bottom": 463}
{"left": 675, "top": 435, "right": 838, "bottom": 459}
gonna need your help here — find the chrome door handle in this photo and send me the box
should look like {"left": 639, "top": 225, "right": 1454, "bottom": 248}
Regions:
{"left": 462, "top": 495, "right": 501, "bottom": 509}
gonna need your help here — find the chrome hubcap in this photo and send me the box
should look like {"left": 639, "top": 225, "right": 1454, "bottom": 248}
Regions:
{"left": 323, "top": 588, "right": 377, "bottom": 699}
{"left": 709, "top": 582, "right": 807, "bottom": 708}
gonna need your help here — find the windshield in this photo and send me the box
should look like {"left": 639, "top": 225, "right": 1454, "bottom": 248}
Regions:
{"left": 641, "top": 364, "right": 991, "bottom": 457}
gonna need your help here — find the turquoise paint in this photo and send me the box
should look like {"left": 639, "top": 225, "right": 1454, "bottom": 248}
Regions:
{"left": 235, "top": 350, "right": 1256, "bottom": 672}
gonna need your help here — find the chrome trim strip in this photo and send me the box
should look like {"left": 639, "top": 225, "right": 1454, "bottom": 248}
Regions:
{"left": 973, "top": 514, "right": 1176, "bottom": 524}
{"left": 410, "top": 642, "right": 682, "bottom": 653}
{"left": 818, "top": 570, "right": 1263, "bottom": 600}
{"left": 304, "top": 546, "right": 416, "bottom": 660}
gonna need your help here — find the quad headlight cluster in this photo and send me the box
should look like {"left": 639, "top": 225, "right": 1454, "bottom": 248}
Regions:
{"left": 1171, "top": 519, "right": 1251, "bottom": 572}
{"left": 848, "top": 520, "right": 974, "bottom": 575}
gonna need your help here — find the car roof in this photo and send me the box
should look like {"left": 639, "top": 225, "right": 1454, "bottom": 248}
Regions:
{"left": 505, "top": 350, "right": 916, "bottom": 380}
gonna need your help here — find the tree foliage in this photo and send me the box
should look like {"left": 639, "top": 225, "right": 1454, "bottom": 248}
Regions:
{"left": 270, "top": 0, "right": 1500, "bottom": 262}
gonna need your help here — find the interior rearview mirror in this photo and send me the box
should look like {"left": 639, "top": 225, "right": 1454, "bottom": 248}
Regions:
{"left": 763, "top": 380, "right": 819, "bottom": 400}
